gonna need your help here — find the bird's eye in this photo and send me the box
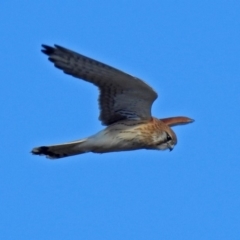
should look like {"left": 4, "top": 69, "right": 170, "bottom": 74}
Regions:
{"left": 166, "top": 133, "right": 172, "bottom": 141}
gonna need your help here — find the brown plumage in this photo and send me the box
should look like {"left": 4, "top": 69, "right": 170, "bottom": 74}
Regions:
{"left": 31, "top": 44, "right": 194, "bottom": 159}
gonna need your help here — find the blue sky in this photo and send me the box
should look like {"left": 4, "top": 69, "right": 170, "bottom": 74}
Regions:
{"left": 1, "top": 0, "right": 240, "bottom": 239}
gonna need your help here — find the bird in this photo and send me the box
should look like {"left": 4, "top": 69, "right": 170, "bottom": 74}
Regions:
{"left": 31, "top": 44, "right": 194, "bottom": 159}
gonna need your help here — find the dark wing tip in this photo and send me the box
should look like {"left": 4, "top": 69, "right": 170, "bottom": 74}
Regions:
{"left": 41, "top": 44, "right": 55, "bottom": 55}
{"left": 41, "top": 44, "right": 68, "bottom": 55}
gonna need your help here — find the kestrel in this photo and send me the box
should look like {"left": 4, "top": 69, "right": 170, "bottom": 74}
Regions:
{"left": 32, "top": 44, "right": 194, "bottom": 159}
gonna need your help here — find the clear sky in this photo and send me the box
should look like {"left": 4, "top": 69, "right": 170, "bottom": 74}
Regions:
{"left": 1, "top": 0, "right": 240, "bottom": 239}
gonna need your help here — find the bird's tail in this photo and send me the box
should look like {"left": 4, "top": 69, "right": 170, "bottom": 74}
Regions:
{"left": 31, "top": 138, "right": 89, "bottom": 159}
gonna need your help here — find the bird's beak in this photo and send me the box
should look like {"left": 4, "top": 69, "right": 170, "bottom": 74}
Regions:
{"left": 168, "top": 144, "right": 174, "bottom": 151}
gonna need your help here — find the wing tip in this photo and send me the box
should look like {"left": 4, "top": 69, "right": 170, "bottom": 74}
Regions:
{"left": 41, "top": 44, "right": 55, "bottom": 55}
{"left": 41, "top": 44, "right": 67, "bottom": 55}
{"left": 161, "top": 116, "right": 195, "bottom": 127}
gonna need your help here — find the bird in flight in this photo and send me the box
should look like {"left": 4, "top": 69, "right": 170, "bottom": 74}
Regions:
{"left": 32, "top": 44, "right": 194, "bottom": 159}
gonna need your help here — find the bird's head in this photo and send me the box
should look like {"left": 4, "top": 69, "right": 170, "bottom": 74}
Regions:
{"left": 154, "top": 125, "right": 177, "bottom": 151}
{"left": 154, "top": 116, "right": 194, "bottom": 151}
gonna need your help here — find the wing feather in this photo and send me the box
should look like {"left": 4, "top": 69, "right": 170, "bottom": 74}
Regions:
{"left": 42, "top": 44, "right": 158, "bottom": 125}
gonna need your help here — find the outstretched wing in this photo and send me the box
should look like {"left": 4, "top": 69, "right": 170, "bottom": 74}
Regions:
{"left": 42, "top": 44, "right": 158, "bottom": 125}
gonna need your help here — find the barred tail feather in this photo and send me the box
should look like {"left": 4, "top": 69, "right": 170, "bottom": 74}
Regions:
{"left": 31, "top": 139, "right": 88, "bottom": 159}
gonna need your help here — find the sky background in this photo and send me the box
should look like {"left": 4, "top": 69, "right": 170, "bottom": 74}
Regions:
{"left": 1, "top": 0, "right": 240, "bottom": 239}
